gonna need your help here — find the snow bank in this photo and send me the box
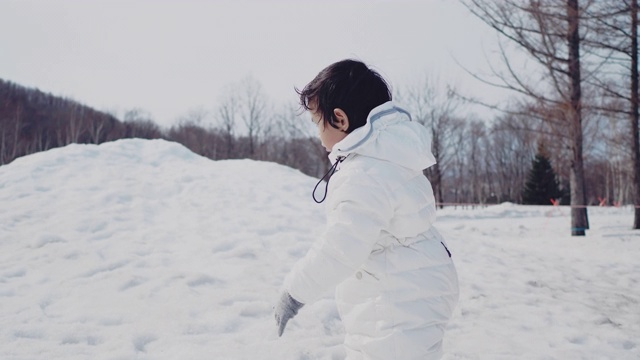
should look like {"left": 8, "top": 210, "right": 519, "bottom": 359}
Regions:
{"left": 0, "top": 139, "right": 638, "bottom": 359}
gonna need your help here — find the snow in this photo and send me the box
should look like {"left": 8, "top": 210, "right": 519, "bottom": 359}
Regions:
{"left": 0, "top": 139, "right": 638, "bottom": 360}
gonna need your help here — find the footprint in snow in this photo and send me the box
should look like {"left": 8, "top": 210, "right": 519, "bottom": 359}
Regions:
{"left": 133, "top": 334, "right": 158, "bottom": 353}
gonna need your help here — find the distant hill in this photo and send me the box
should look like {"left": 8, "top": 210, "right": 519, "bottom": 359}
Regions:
{"left": 0, "top": 78, "right": 163, "bottom": 166}
{"left": 0, "top": 78, "right": 326, "bottom": 179}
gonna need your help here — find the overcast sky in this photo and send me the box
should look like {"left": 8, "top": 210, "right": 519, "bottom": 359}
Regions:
{"left": 0, "top": 0, "right": 503, "bottom": 128}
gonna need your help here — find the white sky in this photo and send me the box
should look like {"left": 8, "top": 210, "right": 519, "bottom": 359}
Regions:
{"left": 0, "top": 0, "right": 503, "bottom": 128}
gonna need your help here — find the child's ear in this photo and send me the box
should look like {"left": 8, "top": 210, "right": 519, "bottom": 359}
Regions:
{"left": 333, "top": 108, "right": 350, "bottom": 132}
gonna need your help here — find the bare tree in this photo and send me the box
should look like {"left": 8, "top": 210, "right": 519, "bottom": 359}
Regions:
{"left": 216, "top": 77, "right": 271, "bottom": 159}
{"left": 631, "top": 0, "right": 640, "bottom": 228}
{"left": 400, "top": 78, "right": 461, "bottom": 207}
{"left": 216, "top": 85, "right": 240, "bottom": 159}
{"left": 581, "top": 0, "right": 640, "bottom": 227}
{"left": 238, "top": 76, "right": 267, "bottom": 158}
{"left": 87, "top": 112, "right": 118, "bottom": 145}
{"left": 123, "top": 108, "right": 161, "bottom": 139}
{"left": 486, "top": 114, "right": 538, "bottom": 203}
{"left": 266, "top": 104, "right": 329, "bottom": 178}
{"left": 461, "top": 0, "right": 591, "bottom": 235}
{"left": 67, "top": 103, "right": 85, "bottom": 144}
{"left": 468, "top": 120, "right": 488, "bottom": 203}
{"left": 169, "top": 108, "right": 224, "bottom": 159}
{"left": 0, "top": 104, "right": 24, "bottom": 164}
{"left": 447, "top": 119, "right": 470, "bottom": 205}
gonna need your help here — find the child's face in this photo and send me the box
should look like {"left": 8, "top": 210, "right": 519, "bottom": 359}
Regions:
{"left": 309, "top": 105, "right": 348, "bottom": 152}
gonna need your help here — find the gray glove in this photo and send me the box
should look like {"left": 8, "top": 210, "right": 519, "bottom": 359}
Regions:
{"left": 274, "top": 292, "right": 304, "bottom": 337}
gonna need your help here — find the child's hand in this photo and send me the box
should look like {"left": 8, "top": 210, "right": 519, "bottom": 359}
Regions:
{"left": 274, "top": 292, "right": 304, "bottom": 337}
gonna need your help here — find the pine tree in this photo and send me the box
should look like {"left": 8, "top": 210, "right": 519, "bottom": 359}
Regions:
{"left": 522, "top": 148, "right": 563, "bottom": 205}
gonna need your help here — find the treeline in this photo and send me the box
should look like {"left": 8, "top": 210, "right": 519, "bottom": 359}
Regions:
{"left": 0, "top": 78, "right": 329, "bottom": 179}
{"left": 0, "top": 75, "right": 632, "bottom": 210}
{"left": 398, "top": 80, "right": 630, "bottom": 208}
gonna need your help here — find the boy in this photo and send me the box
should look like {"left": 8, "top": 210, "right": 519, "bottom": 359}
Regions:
{"left": 274, "top": 59, "right": 459, "bottom": 360}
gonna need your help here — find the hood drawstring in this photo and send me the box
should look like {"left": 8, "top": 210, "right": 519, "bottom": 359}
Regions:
{"left": 312, "top": 156, "right": 345, "bottom": 203}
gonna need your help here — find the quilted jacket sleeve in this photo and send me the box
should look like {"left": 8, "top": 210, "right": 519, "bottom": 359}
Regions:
{"left": 283, "top": 169, "right": 392, "bottom": 304}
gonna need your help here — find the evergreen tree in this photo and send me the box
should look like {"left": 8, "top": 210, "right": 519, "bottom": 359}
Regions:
{"left": 522, "top": 148, "right": 563, "bottom": 205}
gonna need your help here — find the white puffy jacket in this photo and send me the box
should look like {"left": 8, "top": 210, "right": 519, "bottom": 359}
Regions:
{"left": 284, "top": 101, "right": 459, "bottom": 360}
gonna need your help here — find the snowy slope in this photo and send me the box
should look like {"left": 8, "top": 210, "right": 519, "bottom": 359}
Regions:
{"left": 437, "top": 204, "right": 640, "bottom": 359}
{"left": 0, "top": 139, "right": 638, "bottom": 360}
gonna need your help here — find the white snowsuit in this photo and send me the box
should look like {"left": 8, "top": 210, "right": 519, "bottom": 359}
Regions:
{"left": 284, "top": 101, "right": 459, "bottom": 360}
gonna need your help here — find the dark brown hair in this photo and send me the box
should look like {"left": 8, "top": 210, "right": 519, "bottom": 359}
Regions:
{"left": 296, "top": 59, "right": 392, "bottom": 133}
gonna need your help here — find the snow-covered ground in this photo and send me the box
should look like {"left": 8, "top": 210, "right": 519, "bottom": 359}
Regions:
{"left": 0, "top": 139, "right": 638, "bottom": 360}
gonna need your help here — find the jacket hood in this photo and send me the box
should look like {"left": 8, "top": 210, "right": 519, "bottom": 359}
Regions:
{"left": 329, "top": 101, "right": 436, "bottom": 171}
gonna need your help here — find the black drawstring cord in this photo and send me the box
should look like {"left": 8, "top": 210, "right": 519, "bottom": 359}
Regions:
{"left": 441, "top": 242, "right": 452, "bottom": 258}
{"left": 312, "top": 156, "right": 345, "bottom": 203}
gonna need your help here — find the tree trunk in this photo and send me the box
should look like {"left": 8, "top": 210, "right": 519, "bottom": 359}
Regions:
{"left": 567, "top": 0, "right": 589, "bottom": 236}
{"left": 631, "top": 0, "right": 640, "bottom": 229}
{"left": 431, "top": 130, "right": 445, "bottom": 208}
{"left": 11, "top": 106, "right": 21, "bottom": 161}
{"left": 436, "top": 164, "right": 444, "bottom": 208}
{"left": 0, "top": 127, "right": 5, "bottom": 165}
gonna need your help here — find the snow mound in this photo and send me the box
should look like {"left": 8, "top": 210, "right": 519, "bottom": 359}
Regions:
{"left": 0, "top": 139, "right": 343, "bottom": 360}
{"left": 0, "top": 139, "right": 638, "bottom": 359}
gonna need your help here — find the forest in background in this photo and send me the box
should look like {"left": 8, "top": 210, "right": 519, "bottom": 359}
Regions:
{"left": 0, "top": 74, "right": 630, "bottom": 208}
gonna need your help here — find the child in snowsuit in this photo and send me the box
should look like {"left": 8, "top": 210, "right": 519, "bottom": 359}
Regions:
{"left": 274, "top": 59, "right": 459, "bottom": 360}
